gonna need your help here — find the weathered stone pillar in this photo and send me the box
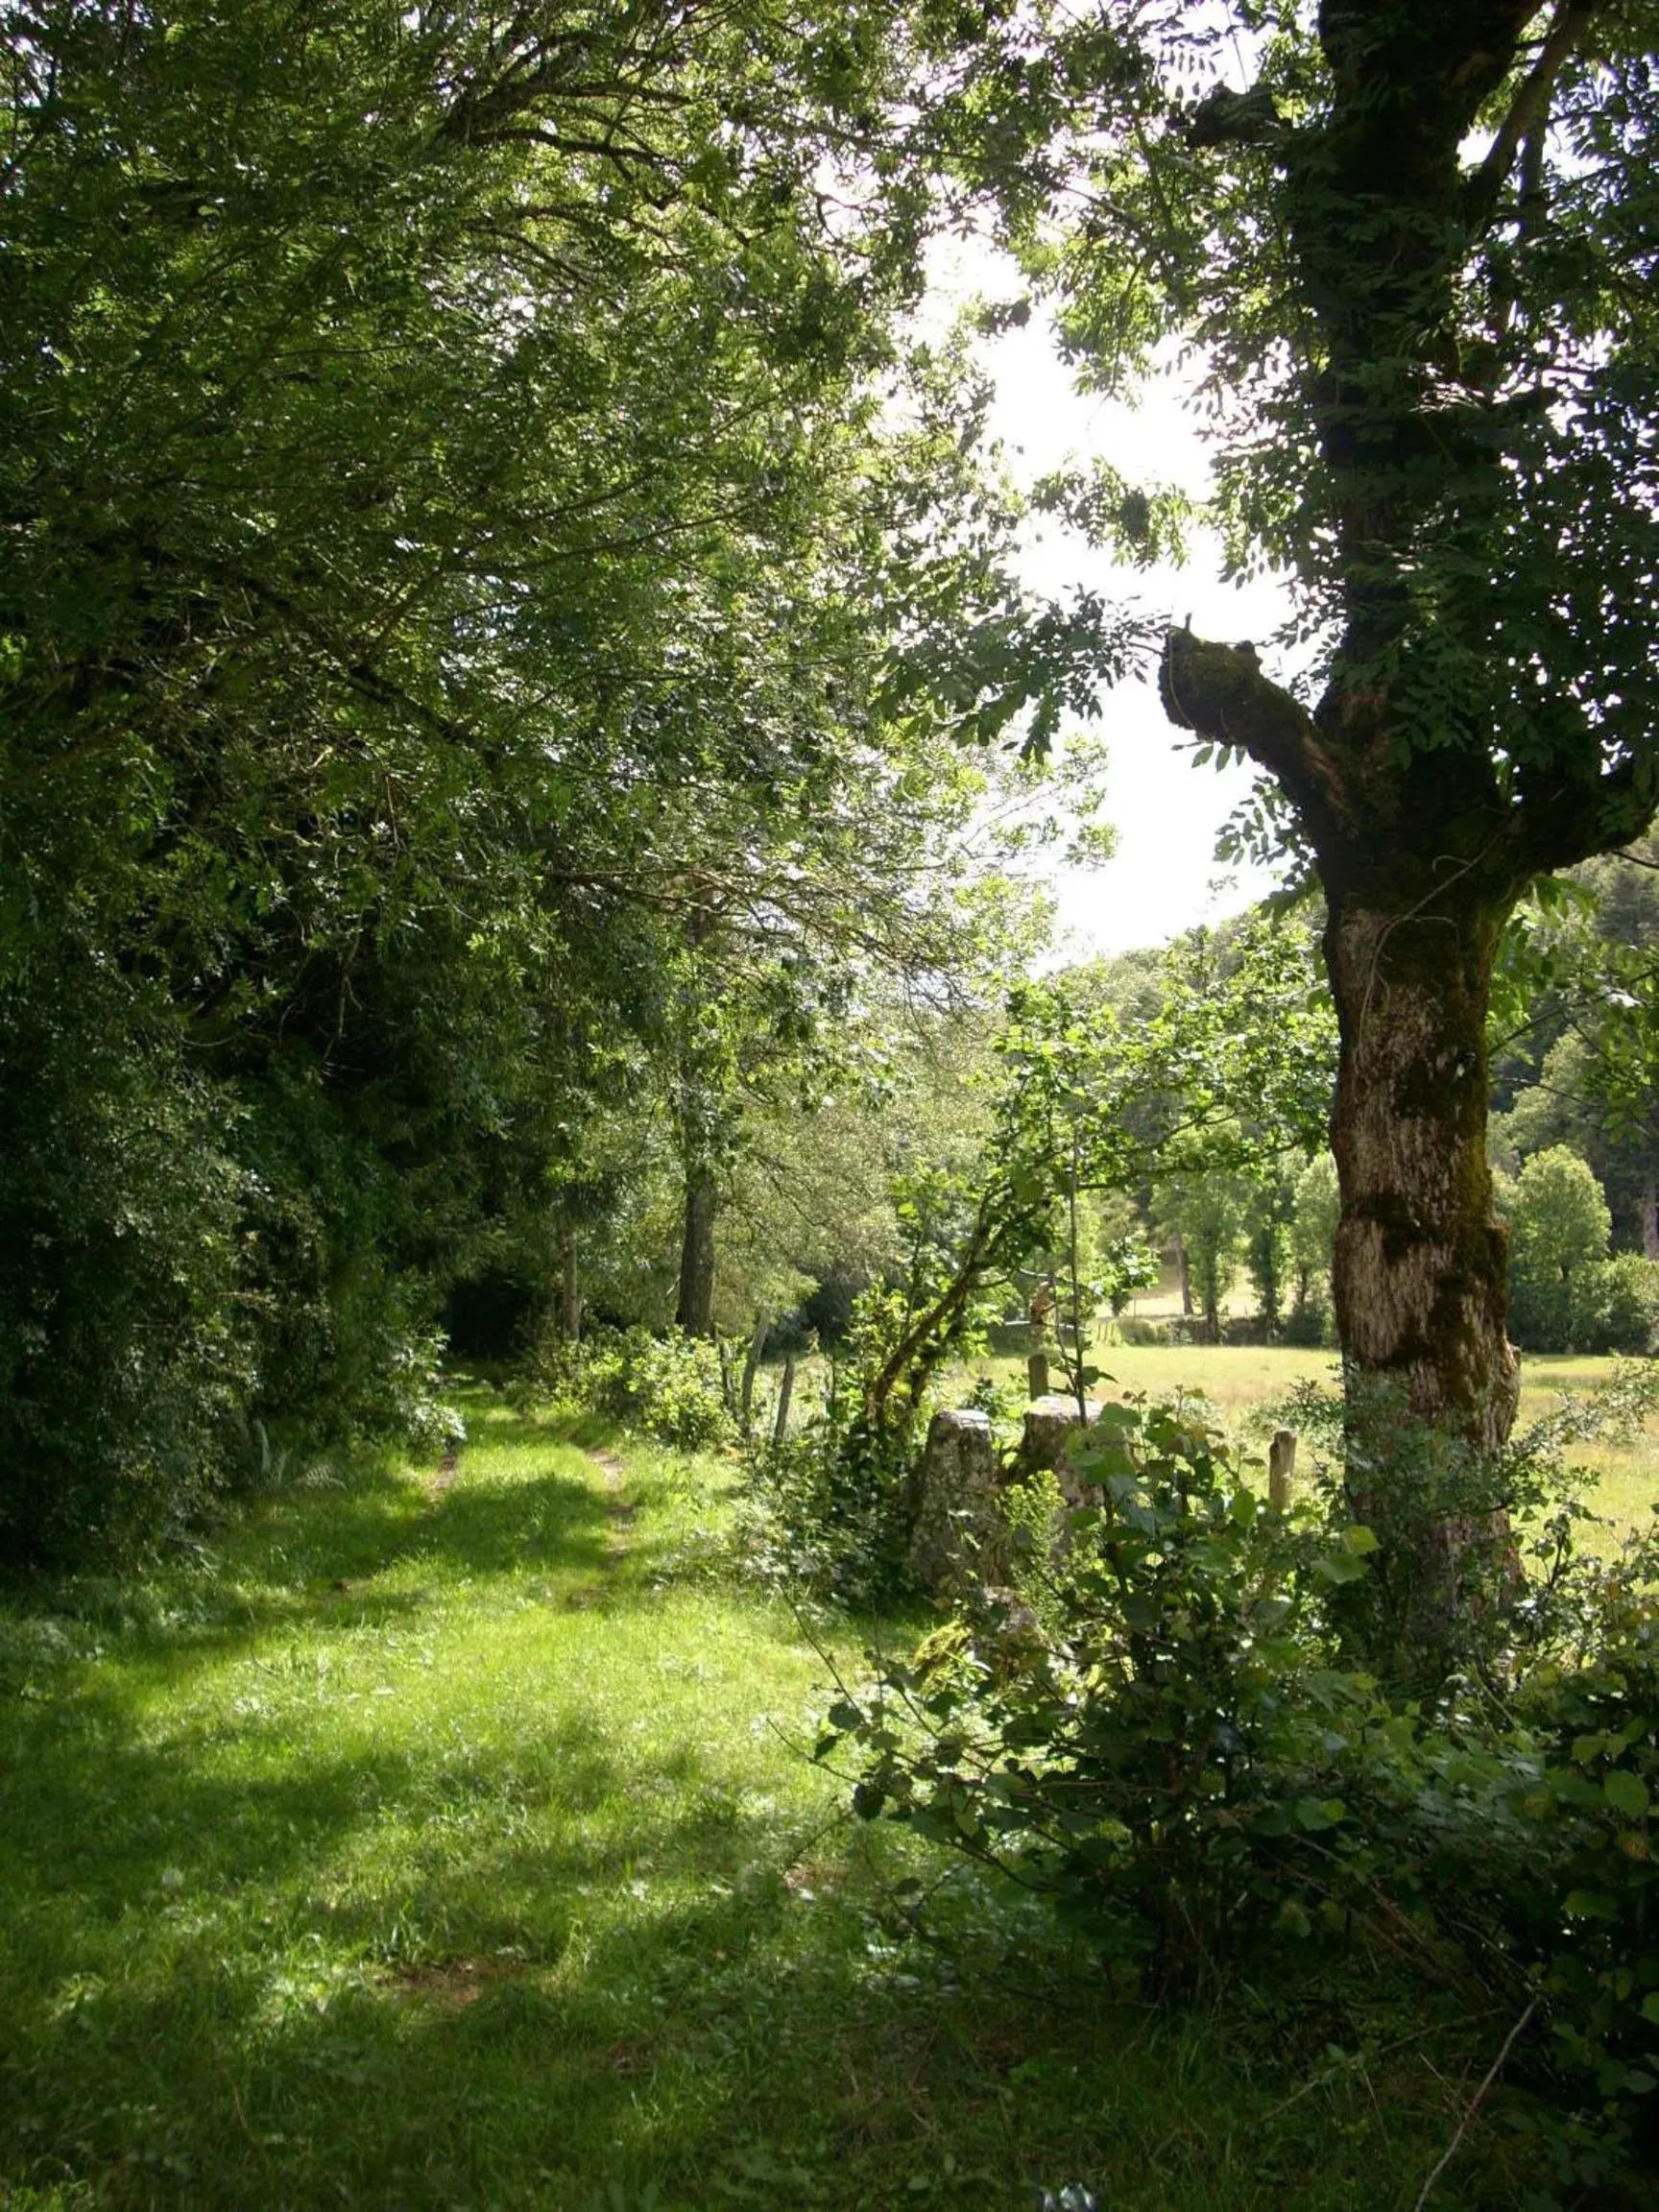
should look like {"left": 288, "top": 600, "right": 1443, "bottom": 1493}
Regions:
{"left": 906, "top": 1408, "right": 1007, "bottom": 1592}
{"left": 1017, "top": 1393, "right": 1104, "bottom": 1506}
{"left": 1268, "top": 1428, "right": 1297, "bottom": 1509}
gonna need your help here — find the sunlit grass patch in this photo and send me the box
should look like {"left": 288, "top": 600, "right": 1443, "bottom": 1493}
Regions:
{"left": 0, "top": 1385, "right": 1577, "bottom": 2208}
{"left": 967, "top": 1342, "right": 1659, "bottom": 1540}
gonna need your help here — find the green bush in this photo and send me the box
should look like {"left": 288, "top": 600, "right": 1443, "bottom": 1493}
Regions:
{"left": 1507, "top": 1542, "right": 1659, "bottom": 2124}
{"left": 1502, "top": 1146, "right": 1616, "bottom": 1351}
{"left": 0, "top": 990, "right": 254, "bottom": 1563}
{"left": 534, "top": 1325, "right": 734, "bottom": 1453}
{"left": 1569, "top": 1254, "right": 1659, "bottom": 1355}
{"left": 236, "top": 1084, "right": 460, "bottom": 1464}
{"left": 738, "top": 1285, "right": 952, "bottom": 1601}
{"left": 0, "top": 974, "right": 469, "bottom": 1563}
{"left": 1278, "top": 1296, "right": 1334, "bottom": 1347}
{"left": 824, "top": 1402, "right": 1382, "bottom": 1988}
{"left": 820, "top": 1396, "right": 1659, "bottom": 2163}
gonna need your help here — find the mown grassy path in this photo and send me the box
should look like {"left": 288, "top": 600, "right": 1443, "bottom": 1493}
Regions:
{"left": 0, "top": 1391, "right": 1551, "bottom": 2209}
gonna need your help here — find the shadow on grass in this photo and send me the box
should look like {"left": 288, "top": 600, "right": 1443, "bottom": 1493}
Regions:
{"left": 2, "top": 1400, "right": 628, "bottom": 1672}
{"left": 0, "top": 1758, "right": 1530, "bottom": 2212}
{"left": 0, "top": 1393, "right": 1561, "bottom": 2211}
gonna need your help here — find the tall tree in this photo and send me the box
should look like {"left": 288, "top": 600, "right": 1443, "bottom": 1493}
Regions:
{"left": 998, "top": 2, "right": 1659, "bottom": 1452}
{"left": 0, "top": 0, "right": 1132, "bottom": 1551}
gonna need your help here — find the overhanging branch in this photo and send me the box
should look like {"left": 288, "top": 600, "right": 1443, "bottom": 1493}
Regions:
{"left": 1158, "top": 626, "right": 1347, "bottom": 847}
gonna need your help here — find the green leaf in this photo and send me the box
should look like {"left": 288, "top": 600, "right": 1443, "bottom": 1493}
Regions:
{"left": 1294, "top": 1797, "right": 1344, "bottom": 1833}
{"left": 1564, "top": 1889, "right": 1620, "bottom": 1921}
{"left": 1604, "top": 1770, "right": 1651, "bottom": 1820}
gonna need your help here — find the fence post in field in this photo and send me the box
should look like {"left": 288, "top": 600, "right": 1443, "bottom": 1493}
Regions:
{"left": 1268, "top": 1428, "right": 1297, "bottom": 1510}
{"left": 739, "top": 1308, "right": 768, "bottom": 1436}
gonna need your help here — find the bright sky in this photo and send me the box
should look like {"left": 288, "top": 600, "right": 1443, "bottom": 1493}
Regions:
{"left": 935, "top": 248, "right": 1294, "bottom": 957}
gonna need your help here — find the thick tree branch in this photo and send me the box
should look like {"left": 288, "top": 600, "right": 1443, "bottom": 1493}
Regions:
{"left": 1464, "top": 1, "right": 1601, "bottom": 227}
{"left": 1158, "top": 627, "right": 1348, "bottom": 849}
{"left": 1515, "top": 752, "right": 1659, "bottom": 876}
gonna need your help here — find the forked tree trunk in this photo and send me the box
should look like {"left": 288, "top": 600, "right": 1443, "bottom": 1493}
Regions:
{"left": 1323, "top": 882, "right": 1520, "bottom": 1452}
{"left": 675, "top": 1166, "right": 717, "bottom": 1337}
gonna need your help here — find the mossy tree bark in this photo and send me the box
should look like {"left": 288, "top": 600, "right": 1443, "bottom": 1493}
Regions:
{"left": 1148, "top": 1, "right": 1659, "bottom": 1463}
{"left": 675, "top": 1165, "right": 718, "bottom": 1338}
{"left": 1161, "top": 628, "right": 1651, "bottom": 1455}
{"left": 1323, "top": 873, "right": 1518, "bottom": 1452}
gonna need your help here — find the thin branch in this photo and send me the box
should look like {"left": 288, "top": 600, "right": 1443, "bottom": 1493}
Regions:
{"left": 1465, "top": 3, "right": 1600, "bottom": 227}
{"left": 1412, "top": 1995, "right": 1540, "bottom": 2209}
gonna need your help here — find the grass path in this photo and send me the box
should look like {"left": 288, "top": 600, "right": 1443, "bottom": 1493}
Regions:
{"left": 0, "top": 1390, "right": 1560, "bottom": 2209}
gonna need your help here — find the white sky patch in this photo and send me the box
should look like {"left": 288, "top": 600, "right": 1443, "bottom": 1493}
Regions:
{"left": 926, "top": 236, "right": 1294, "bottom": 956}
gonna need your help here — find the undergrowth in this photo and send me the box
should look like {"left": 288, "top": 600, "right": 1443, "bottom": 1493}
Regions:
{"left": 0, "top": 1382, "right": 1576, "bottom": 2209}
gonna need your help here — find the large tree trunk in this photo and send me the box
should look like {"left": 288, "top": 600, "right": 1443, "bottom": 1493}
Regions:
{"left": 675, "top": 1166, "right": 717, "bottom": 1336}
{"left": 1323, "top": 879, "right": 1521, "bottom": 1451}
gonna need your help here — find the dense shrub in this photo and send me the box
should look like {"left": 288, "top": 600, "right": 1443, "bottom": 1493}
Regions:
{"left": 0, "top": 996, "right": 253, "bottom": 1562}
{"left": 1499, "top": 1146, "right": 1647, "bottom": 1352}
{"left": 820, "top": 1396, "right": 1659, "bottom": 2165}
{"left": 1568, "top": 1253, "right": 1659, "bottom": 1355}
{"left": 823, "top": 1403, "right": 1382, "bottom": 1984}
{"left": 533, "top": 1325, "right": 734, "bottom": 1453}
{"left": 740, "top": 1285, "right": 964, "bottom": 1601}
{"left": 0, "top": 976, "right": 467, "bottom": 1563}
{"left": 1278, "top": 1296, "right": 1334, "bottom": 1347}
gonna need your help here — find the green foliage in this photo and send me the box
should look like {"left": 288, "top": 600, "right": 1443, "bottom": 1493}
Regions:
{"left": 1511, "top": 1541, "right": 1659, "bottom": 2121}
{"left": 744, "top": 1283, "right": 958, "bottom": 1601}
{"left": 1240, "top": 1171, "right": 1294, "bottom": 1338}
{"left": 861, "top": 918, "right": 1334, "bottom": 1430}
{"left": 1286, "top": 1151, "right": 1339, "bottom": 1336}
{"left": 1495, "top": 1146, "right": 1642, "bottom": 1352}
{"left": 1567, "top": 1253, "right": 1659, "bottom": 1358}
{"left": 533, "top": 1325, "right": 734, "bottom": 1455}
{"left": 1156, "top": 1172, "right": 1245, "bottom": 1345}
{"left": 823, "top": 1400, "right": 1383, "bottom": 1988}
{"left": 0, "top": 0, "right": 1148, "bottom": 1556}
{"left": 824, "top": 1386, "right": 1659, "bottom": 2165}
{"left": 0, "top": 981, "right": 252, "bottom": 1562}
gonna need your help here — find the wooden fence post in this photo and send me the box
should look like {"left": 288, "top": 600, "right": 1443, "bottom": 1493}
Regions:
{"left": 1268, "top": 1428, "right": 1297, "bottom": 1509}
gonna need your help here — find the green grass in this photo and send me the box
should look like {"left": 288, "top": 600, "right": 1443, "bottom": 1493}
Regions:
{"left": 963, "top": 1342, "right": 1659, "bottom": 1539}
{"left": 0, "top": 1390, "right": 1587, "bottom": 2209}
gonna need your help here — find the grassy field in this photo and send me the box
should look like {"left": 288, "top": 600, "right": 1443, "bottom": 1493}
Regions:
{"left": 961, "top": 1343, "right": 1659, "bottom": 1538}
{"left": 0, "top": 1386, "right": 1612, "bottom": 2209}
